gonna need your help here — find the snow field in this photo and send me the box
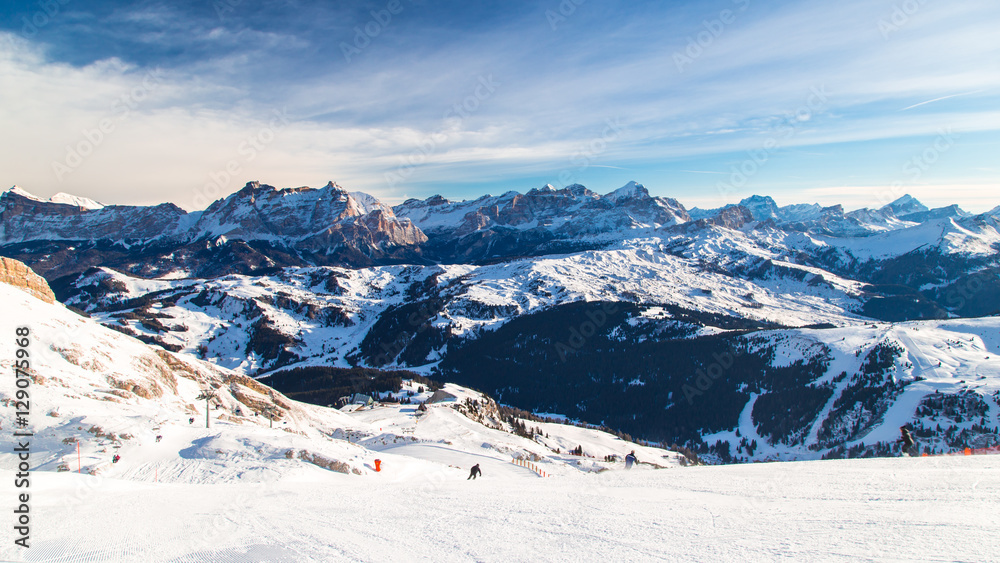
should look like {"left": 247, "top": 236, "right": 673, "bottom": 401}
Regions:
{"left": 2, "top": 455, "right": 997, "bottom": 562}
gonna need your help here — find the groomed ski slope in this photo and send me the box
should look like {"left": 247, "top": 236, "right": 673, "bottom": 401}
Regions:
{"left": 3, "top": 454, "right": 998, "bottom": 562}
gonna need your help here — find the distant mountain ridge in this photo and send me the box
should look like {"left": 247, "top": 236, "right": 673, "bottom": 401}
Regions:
{"left": 2, "top": 181, "right": 998, "bottom": 290}
{"left": 393, "top": 181, "right": 690, "bottom": 262}
{"left": 688, "top": 194, "right": 973, "bottom": 238}
{"left": 0, "top": 181, "right": 426, "bottom": 278}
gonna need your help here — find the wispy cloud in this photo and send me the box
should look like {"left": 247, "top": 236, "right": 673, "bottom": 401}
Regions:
{"left": 0, "top": 0, "right": 997, "bottom": 211}
{"left": 899, "top": 90, "right": 986, "bottom": 111}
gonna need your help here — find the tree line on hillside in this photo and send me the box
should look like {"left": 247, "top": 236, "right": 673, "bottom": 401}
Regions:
{"left": 435, "top": 300, "right": 834, "bottom": 450}
{"left": 263, "top": 366, "right": 441, "bottom": 406}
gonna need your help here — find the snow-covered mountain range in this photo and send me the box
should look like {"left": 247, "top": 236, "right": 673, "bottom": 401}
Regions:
{"left": 5, "top": 180, "right": 998, "bottom": 281}
{"left": 393, "top": 181, "right": 690, "bottom": 261}
{"left": 2, "top": 180, "right": 999, "bottom": 461}
{"left": 690, "top": 193, "right": 978, "bottom": 238}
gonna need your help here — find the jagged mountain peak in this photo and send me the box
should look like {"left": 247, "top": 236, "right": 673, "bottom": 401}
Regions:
{"left": 881, "top": 194, "right": 929, "bottom": 217}
{"left": 227, "top": 180, "right": 356, "bottom": 202}
{"left": 233, "top": 180, "right": 267, "bottom": 197}
{"left": 563, "top": 184, "right": 598, "bottom": 198}
{"left": 738, "top": 195, "right": 781, "bottom": 221}
{"left": 0, "top": 181, "right": 426, "bottom": 276}
{"left": 192, "top": 180, "right": 422, "bottom": 246}
{"left": 4, "top": 180, "right": 997, "bottom": 281}
{"left": 5, "top": 185, "right": 43, "bottom": 201}
{"left": 740, "top": 194, "right": 777, "bottom": 205}
{"left": 216, "top": 180, "right": 364, "bottom": 209}
{"left": 605, "top": 181, "right": 650, "bottom": 202}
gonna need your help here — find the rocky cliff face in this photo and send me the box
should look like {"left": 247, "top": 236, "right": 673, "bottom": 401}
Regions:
{"left": 1, "top": 182, "right": 427, "bottom": 278}
{"left": 191, "top": 181, "right": 426, "bottom": 252}
{"left": 0, "top": 188, "right": 188, "bottom": 244}
{"left": 394, "top": 181, "right": 691, "bottom": 262}
{"left": 0, "top": 256, "right": 55, "bottom": 303}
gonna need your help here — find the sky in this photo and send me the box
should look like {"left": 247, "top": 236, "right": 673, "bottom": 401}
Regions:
{"left": 1, "top": 0, "right": 998, "bottom": 212}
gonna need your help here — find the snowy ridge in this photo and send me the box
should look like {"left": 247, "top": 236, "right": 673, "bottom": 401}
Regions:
{"left": 68, "top": 240, "right": 869, "bottom": 376}
{"left": 393, "top": 181, "right": 690, "bottom": 242}
{"left": 690, "top": 193, "right": 978, "bottom": 239}
{"left": 47, "top": 192, "right": 105, "bottom": 209}
{"left": 701, "top": 319, "right": 1000, "bottom": 462}
{"left": 3, "top": 186, "right": 104, "bottom": 209}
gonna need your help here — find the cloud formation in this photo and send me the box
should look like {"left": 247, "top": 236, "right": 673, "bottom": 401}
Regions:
{"left": 1, "top": 0, "right": 998, "bottom": 211}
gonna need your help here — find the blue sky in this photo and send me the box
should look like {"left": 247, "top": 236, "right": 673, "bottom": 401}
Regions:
{"left": 1, "top": 0, "right": 998, "bottom": 211}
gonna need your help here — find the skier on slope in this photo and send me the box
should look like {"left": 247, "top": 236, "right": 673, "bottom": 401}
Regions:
{"left": 624, "top": 450, "right": 638, "bottom": 470}
{"left": 898, "top": 426, "right": 916, "bottom": 456}
{"left": 468, "top": 464, "right": 481, "bottom": 480}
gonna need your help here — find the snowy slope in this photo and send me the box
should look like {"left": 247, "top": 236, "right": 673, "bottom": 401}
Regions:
{"left": 806, "top": 216, "right": 1000, "bottom": 260}
{"left": 3, "top": 274, "right": 996, "bottom": 559}
{"left": 1, "top": 454, "right": 997, "bottom": 562}
{"left": 0, "top": 282, "right": 379, "bottom": 483}
{"left": 702, "top": 318, "right": 1000, "bottom": 461}
{"left": 0, "top": 280, "right": 677, "bottom": 489}
{"left": 55, "top": 254, "right": 1000, "bottom": 461}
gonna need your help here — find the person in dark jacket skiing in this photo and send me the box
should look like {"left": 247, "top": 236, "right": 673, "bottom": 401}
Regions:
{"left": 898, "top": 426, "right": 915, "bottom": 455}
{"left": 624, "top": 450, "right": 638, "bottom": 469}
{"left": 468, "top": 464, "right": 481, "bottom": 480}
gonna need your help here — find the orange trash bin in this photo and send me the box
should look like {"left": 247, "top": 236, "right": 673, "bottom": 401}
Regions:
{"left": 374, "top": 459, "right": 382, "bottom": 472}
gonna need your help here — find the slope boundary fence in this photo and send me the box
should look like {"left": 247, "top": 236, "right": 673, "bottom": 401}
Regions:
{"left": 512, "top": 457, "right": 550, "bottom": 477}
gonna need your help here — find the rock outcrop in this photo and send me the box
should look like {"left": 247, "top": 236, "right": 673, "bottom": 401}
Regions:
{"left": 0, "top": 257, "right": 55, "bottom": 303}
